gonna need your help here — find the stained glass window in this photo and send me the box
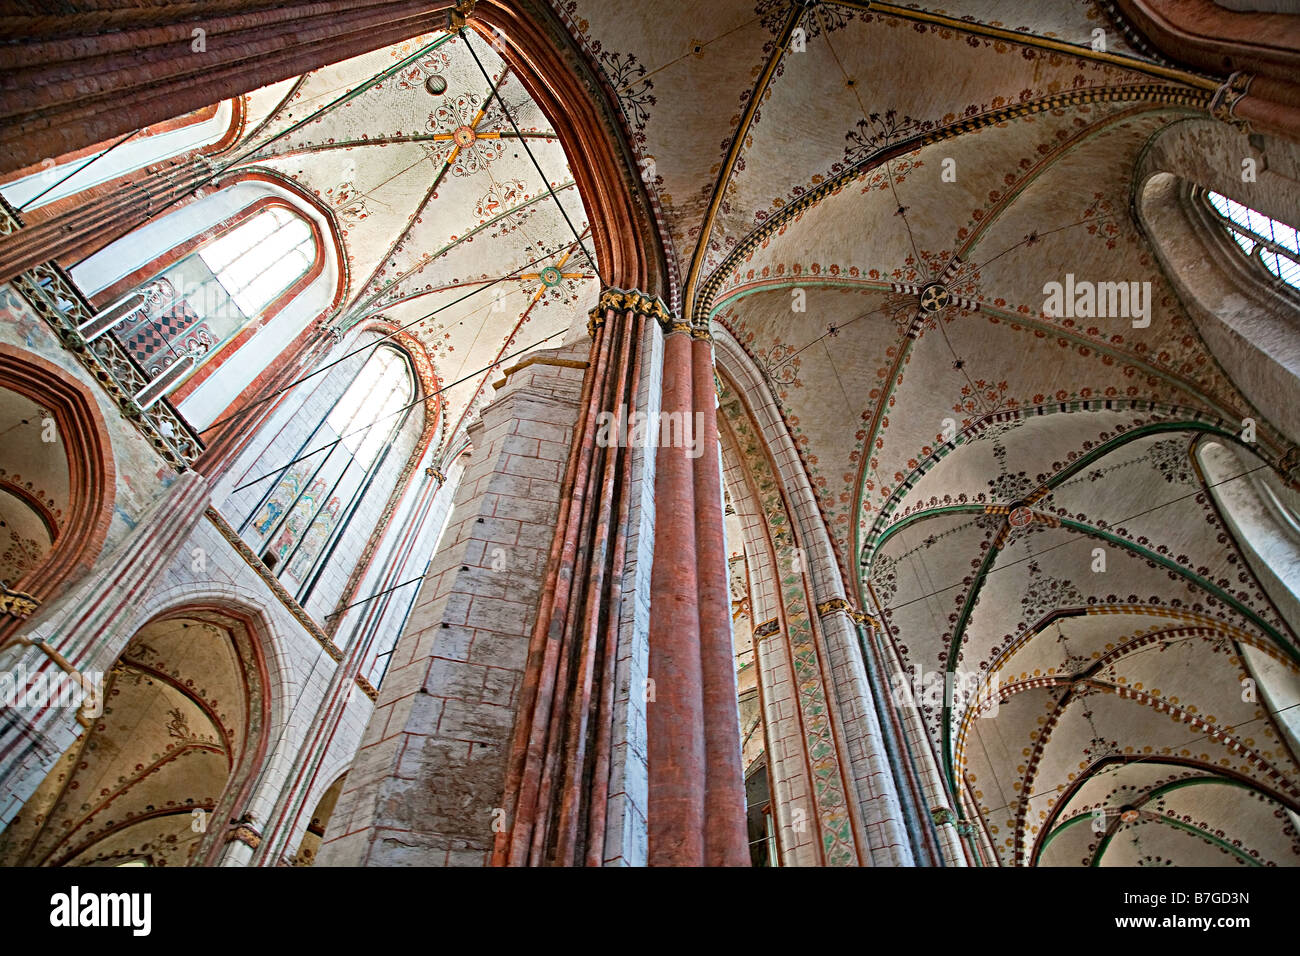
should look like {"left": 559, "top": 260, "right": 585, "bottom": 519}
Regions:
{"left": 241, "top": 345, "right": 415, "bottom": 602}
{"left": 327, "top": 346, "right": 414, "bottom": 469}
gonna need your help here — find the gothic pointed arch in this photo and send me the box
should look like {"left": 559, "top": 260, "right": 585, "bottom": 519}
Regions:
{"left": 73, "top": 169, "right": 349, "bottom": 423}
{"left": 0, "top": 344, "right": 114, "bottom": 639}
{"left": 0, "top": 602, "right": 274, "bottom": 867}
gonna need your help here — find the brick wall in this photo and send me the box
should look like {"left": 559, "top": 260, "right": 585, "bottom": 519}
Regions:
{"left": 317, "top": 343, "right": 587, "bottom": 866}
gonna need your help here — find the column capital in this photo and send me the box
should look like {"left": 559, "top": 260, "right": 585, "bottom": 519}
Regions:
{"left": 815, "top": 597, "right": 852, "bottom": 617}
{"left": 1209, "top": 71, "right": 1253, "bottom": 132}
{"left": 851, "top": 609, "right": 880, "bottom": 628}
{"left": 448, "top": 0, "right": 477, "bottom": 30}
{"left": 1, "top": 585, "right": 39, "bottom": 619}
{"left": 226, "top": 822, "right": 263, "bottom": 850}
{"left": 587, "top": 285, "right": 674, "bottom": 336}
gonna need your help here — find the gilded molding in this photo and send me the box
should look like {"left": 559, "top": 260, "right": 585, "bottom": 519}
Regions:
{"left": 448, "top": 0, "right": 477, "bottom": 30}
{"left": 851, "top": 609, "right": 879, "bottom": 628}
{"left": 1209, "top": 71, "right": 1253, "bottom": 133}
{"left": 587, "top": 285, "right": 674, "bottom": 337}
{"left": 354, "top": 673, "right": 379, "bottom": 701}
{"left": 0, "top": 585, "right": 39, "bottom": 618}
{"left": 815, "top": 598, "right": 852, "bottom": 616}
{"left": 930, "top": 806, "right": 956, "bottom": 827}
{"left": 227, "top": 823, "right": 262, "bottom": 849}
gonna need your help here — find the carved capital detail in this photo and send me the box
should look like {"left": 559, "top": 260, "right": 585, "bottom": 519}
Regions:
{"left": 0, "top": 585, "right": 39, "bottom": 618}
{"left": 1210, "top": 71, "right": 1253, "bottom": 132}
{"left": 588, "top": 286, "right": 674, "bottom": 336}
{"left": 815, "top": 597, "right": 852, "bottom": 617}
{"left": 227, "top": 823, "right": 262, "bottom": 849}
{"left": 851, "top": 609, "right": 880, "bottom": 628}
{"left": 448, "top": 0, "right": 477, "bottom": 31}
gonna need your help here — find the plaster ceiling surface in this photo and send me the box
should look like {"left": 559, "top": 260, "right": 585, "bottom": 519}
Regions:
{"left": 889, "top": 0, "right": 1137, "bottom": 40}
{"left": 1033, "top": 757, "right": 1300, "bottom": 866}
{"left": 222, "top": 28, "right": 598, "bottom": 451}
{"left": 872, "top": 424, "right": 1300, "bottom": 864}
{"left": 68, "top": 0, "right": 1294, "bottom": 866}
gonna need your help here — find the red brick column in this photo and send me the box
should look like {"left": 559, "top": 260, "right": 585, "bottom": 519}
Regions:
{"left": 690, "top": 329, "right": 749, "bottom": 866}
{"left": 646, "top": 321, "right": 705, "bottom": 865}
{"left": 1113, "top": 0, "right": 1300, "bottom": 142}
{"left": 494, "top": 289, "right": 657, "bottom": 865}
{"left": 0, "top": 159, "right": 214, "bottom": 284}
{"left": 494, "top": 312, "right": 613, "bottom": 866}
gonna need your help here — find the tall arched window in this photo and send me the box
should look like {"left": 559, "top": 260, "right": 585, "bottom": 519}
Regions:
{"left": 237, "top": 344, "right": 416, "bottom": 605}
{"left": 326, "top": 347, "right": 412, "bottom": 468}
{"left": 1205, "top": 190, "right": 1300, "bottom": 290}
{"left": 199, "top": 206, "right": 314, "bottom": 315}
{"left": 108, "top": 205, "right": 317, "bottom": 380}
{"left": 0, "top": 100, "right": 240, "bottom": 213}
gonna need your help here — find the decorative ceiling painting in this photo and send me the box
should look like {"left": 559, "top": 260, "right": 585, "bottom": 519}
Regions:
{"left": 4, "top": 0, "right": 1297, "bottom": 873}
{"left": 553, "top": 0, "right": 1300, "bottom": 865}
{"left": 222, "top": 28, "right": 599, "bottom": 457}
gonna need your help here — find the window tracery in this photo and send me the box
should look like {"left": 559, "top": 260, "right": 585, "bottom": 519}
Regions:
{"left": 110, "top": 205, "right": 316, "bottom": 379}
{"left": 1206, "top": 189, "right": 1300, "bottom": 290}
{"left": 240, "top": 344, "right": 416, "bottom": 607}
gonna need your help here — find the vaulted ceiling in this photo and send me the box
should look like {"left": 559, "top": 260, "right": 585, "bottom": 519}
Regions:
{"left": 0, "top": 615, "right": 259, "bottom": 866}
{"left": 223, "top": 27, "right": 599, "bottom": 456}
{"left": 547, "top": 0, "right": 1300, "bottom": 864}
{"left": 75, "top": 0, "right": 1299, "bottom": 865}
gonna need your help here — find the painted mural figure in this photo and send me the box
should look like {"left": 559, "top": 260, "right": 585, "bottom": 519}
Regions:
{"left": 289, "top": 495, "right": 342, "bottom": 581}
{"left": 254, "top": 471, "right": 301, "bottom": 535}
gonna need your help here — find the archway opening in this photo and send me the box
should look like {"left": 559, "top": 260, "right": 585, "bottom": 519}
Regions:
{"left": 0, "top": 609, "right": 270, "bottom": 867}
{"left": 0, "top": 346, "right": 113, "bottom": 636}
{"left": 0, "top": 387, "right": 66, "bottom": 592}
{"left": 292, "top": 774, "right": 347, "bottom": 867}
